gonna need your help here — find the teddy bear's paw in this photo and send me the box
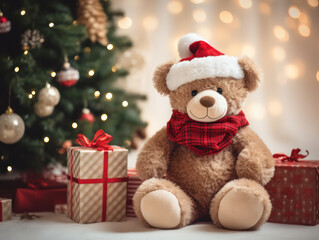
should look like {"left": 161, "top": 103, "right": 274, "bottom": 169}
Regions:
{"left": 140, "top": 190, "right": 181, "bottom": 229}
{"left": 218, "top": 188, "right": 264, "bottom": 230}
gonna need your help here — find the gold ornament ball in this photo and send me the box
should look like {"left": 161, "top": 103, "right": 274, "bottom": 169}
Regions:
{"left": 34, "top": 102, "right": 54, "bottom": 117}
{"left": 0, "top": 110, "right": 25, "bottom": 144}
{"left": 38, "top": 85, "right": 60, "bottom": 106}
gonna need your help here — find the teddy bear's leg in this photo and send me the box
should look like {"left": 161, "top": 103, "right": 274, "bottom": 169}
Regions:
{"left": 209, "top": 178, "right": 271, "bottom": 230}
{"left": 133, "top": 178, "right": 197, "bottom": 229}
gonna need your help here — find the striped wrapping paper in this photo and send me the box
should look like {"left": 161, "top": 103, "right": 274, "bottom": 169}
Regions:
{"left": 126, "top": 168, "right": 143, "bottom": 217}
{"left": 0, "top": 198, "right": 12, "bottom": 222}
{"left": 67, "top": 146, "right": 128, "bottom": 223}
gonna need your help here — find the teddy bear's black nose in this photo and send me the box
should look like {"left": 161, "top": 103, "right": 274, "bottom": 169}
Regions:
{"left": 200, "top": 96, "right": 215, "bottom": 108}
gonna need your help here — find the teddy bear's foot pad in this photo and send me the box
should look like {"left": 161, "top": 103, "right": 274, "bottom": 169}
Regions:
{"left": 140, "top": 190, "right": 181, "bottom": 229}
{"left": 218, "top": 189, "right": 264, "bottom": 230}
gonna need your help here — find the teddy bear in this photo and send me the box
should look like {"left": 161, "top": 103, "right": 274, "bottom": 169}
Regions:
{"left": 133, "top": 33, "right": 274, "bottom": 230}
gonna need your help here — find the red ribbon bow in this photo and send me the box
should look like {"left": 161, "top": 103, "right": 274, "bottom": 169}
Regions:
{"left": 76, "top": 129, "right": 113, "bottom": 151}
{"left": 273, "top": 148, "right": 309, "bottom": 162}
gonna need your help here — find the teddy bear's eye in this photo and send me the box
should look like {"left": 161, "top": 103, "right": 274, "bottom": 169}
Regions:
{"left": 191, "top": 90, "right": 198, "bottom": 96}
{"left": 217, "top": 88, "right": 223, "bottom": 94}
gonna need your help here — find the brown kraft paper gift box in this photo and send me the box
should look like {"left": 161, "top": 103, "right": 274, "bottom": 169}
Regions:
{"left": 67, "top": 145, "right": 128, "bottom": 223}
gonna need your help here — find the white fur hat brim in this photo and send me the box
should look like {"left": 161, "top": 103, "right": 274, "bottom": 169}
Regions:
{"left": 166, "top": 55, "right": 244, "bottom": 91}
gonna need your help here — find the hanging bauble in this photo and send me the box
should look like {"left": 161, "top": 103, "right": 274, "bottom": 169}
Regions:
{"left": 0, "top": 107, "right": 25, "bottom": 144}
{"left": 0, "top": 11, "right": 11, "bottom": 34}
{"left": 21, "top": 29, "right": 44, "bottom": 51}
{"left": 34, "top": 102, "right": 54, "bottom": 117}
{"left": 56, "top": 62, "right": 80, "bottom": 87}
{"left": 58, "top": 140, "right": 72, "bottom": 154}
{"left": 77, "top": 0, "right": 108, "bottom": 46}
{"left": 79, "top": 108, "right": 95, "bottom": 123}
{"left": 38, "top": 83, "right": 60, "bottom": 106}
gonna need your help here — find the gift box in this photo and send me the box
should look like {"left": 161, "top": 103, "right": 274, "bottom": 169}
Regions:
{"left": 14, "top": 173, "right": 67, "bottom": 213}
{"left": 265, "top": 149, "right": 319, "bottom": 225}
{"left": 67, "top": 130, "right": 128, "bottom": 223}
{"left": 126, "top": 168, "right": 143, "bottom": 217}
{"left": 0, "top": 198, "right": 12, "bottom": 221}
{"left": 14, "top": 187, "right": 67, "bottom": 213}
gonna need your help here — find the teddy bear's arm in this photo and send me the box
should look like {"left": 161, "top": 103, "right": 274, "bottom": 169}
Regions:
{"left": 136, "top": 127, "right": 173, "bottom": 181}
{"left": 233, "top": 126, "right": 274, "bottom": 186}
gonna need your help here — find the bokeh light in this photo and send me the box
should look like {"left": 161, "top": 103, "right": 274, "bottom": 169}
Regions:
{"left": 94, "top": 91, "right": 100, "bottom": 98}
{"left": 298, "top": 24, "right": 311, "bottom": 37}
{"left": 284, "top": 64, "right": 299, "bottom": 80}
{"left": 219, "top": 10, "right": 233, "bottom": 24}
{"left": 273, "top": 25, "right": 289, "bottom": 42}
{"left": 88, "top": 70, "right": 95, "bottom": 77}
{"left": 316, "top": 71, "right": 319, "bottom": 82}
{"left": 167, "top": 1, "right": 183, "bottom": 14}
{"left": 101, "top": 114, "right": 108, "bottom": 121}
{"left": 193, "top": 9, "right": 207, "bottom": 23}
{"left": 307, "top": 0, "right": 319, "bottom": 7}
{"left": 118, "top": 16, "right": 132, "bottom": 29}
{"left": 239, "top": 0, "right": 252, "bottom": 9}
{"left": 122, "top": 100, "right": 128, "bottom": 107}
{"left": 105, "top": 92, "right": 113, "bottom": 100}
{"left": 107, "top": 44, "right": 114, "bottom": 50}
{"left": 288, "top": 6, "right": 300, "bottom": 19}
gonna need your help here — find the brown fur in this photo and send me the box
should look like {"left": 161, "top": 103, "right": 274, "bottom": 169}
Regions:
{"left": 134, "top": 56, "right": 274, "bottom": 229}
{"left": 238, "top": 56, "right": 262, "bottom": 92}
{"left": 153, "top": 61, "right": 174, "bottom": 95}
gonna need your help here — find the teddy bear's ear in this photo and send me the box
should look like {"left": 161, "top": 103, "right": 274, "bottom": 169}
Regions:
{"left": 153, "top": 61, "right": 174, "bottom": 95}
{"left": 238, "top": 56, "right": 262, "bottom": 92}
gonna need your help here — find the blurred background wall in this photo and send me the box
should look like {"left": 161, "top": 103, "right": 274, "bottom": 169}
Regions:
{"left": 112, "top": 0, "right": 319, "bottom": 166}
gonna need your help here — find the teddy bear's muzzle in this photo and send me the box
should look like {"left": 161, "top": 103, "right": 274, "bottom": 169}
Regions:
{"left": 186, "top": 89, "right": 228, "bottom": 123}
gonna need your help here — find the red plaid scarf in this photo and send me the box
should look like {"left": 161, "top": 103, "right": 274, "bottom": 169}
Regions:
{"left": 167, "top": 110, "right": 249, "bottom": 156}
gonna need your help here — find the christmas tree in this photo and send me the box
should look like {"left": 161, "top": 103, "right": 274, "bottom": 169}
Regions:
{"left": 0, "top": 0, "right": 146, "bottom": 173}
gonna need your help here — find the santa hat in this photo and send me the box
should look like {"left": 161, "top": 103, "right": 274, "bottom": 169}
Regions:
{"left": 166, "top": 33, "right": 244, "bottom": 91}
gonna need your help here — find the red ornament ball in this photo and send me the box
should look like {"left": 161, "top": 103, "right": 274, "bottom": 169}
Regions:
{"left": 56, "top": 62, "right": 79, "bottom": 87}
{"left": 0, "top": 15, "right": 11, "bottom": 33}
{"left": 79, "top": 108, "right": 95, "bottom": 123}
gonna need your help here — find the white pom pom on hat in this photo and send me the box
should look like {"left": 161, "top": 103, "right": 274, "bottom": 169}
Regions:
{"left": 177, "top": 33, "right": 206, "bottom": 59}
{"left": 166, "top": 33, "right": 244, "bottom": 91}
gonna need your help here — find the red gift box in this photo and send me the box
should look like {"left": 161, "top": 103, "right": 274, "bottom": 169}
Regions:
{"left": 126, "top": 168, "right": 142, "bottom": 217}
{"left": 265, "top": 149, "right": 319, "bottom": 225}
{"left": 14, "top": 177, "right": 66, "bottom": 213}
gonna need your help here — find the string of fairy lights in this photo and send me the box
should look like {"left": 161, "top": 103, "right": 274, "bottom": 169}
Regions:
{"left": 116, "top": 0, "right": 318, "bottom": 78}
{"left": 3, "top": 6, "right": 130, "bottom": 172}
{"left": 115, "top": 0, "right": 319, "bottom": 121}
